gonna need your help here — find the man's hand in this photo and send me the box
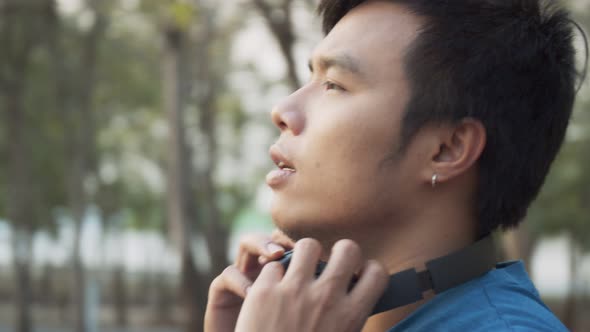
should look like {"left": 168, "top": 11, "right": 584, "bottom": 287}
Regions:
{"left": 204, "top": 229, "right": 295, "bottom": 332}
{"left": 234, "top": 238, "right": 388, "bottom": 332}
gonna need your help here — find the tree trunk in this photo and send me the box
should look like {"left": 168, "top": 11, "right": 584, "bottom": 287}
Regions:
{"left": 62, "top": 3, "right": 105, "bottom": 330}
{"left": 163, "top": 25, "right": 204, "bottom": 332}
{"left": 253, "top": 0, "right": 300, "bottom": 90}
{"left": 562, "top": 235, "right": 578, "bottom": 330}
{"left": 181, "top": 247, "right": 204, "bottom": 332}
{"left": 112, "top": 266, "right": 128, "bottom": 327}
{"left": 13, "top": 245, "right": 33, "bottom": 332}
{"left": 69, "top": 174, "right": 87, "bottom": 332}
{"left": 39, "top": 264, "right": 54, "bottom": 305}
{"left": 0, "top": 2, "right": 53, "bottom": 330}
{"left": 146, "top": 270, "right": 173, "bottom": 325}
{"left": 12, "top": 228, "right": 33, "bottom": 332}
{"left": 4, "top": 78, "right": 34, "bottom": 332}
{"left": 193, "top": 10, "right": 230, "bottom": 279}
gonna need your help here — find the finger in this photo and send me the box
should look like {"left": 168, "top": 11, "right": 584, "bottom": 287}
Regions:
{"left": 253, "top": 261, "right": 284, "bottom": 287}
{"left": 318, "top": 239, "right": 363, "bottom": 292}
{"left": 210, "top": 265, "right": 254, "bottom": 299}
{"left": 257, "top": 250, "right": 287, "bottom": 265}
{"left": 258, "top": 230, "right": 294, "bottom": 264}
{"left": 271, "top": 229, "right": 296, "bottom": 249}
{"left": 236, "top": 234, "right": 286, "bottom": 272}
{"left": 284, "top": 238, "right": 322, "bottom": 283}
{"left": 349, "top": 260, "right": 388, "bottom": 310}
{"left": 238, "top": 251, "right": 262, "bottom": 280}
{"left": 240, "top": 233, "right": 285, "bottom": 258}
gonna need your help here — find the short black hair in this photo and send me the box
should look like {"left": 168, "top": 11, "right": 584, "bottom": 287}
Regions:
{"left": 319, "top": 0, "right": 585, "bottom": 235}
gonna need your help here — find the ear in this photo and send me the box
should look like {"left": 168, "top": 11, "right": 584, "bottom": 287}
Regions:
{"left": 428, "top": 118, "right": 486, "bottom": 186}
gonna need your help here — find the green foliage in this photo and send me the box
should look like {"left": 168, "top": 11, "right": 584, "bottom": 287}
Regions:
{"left": 526, "top": 0, "right": 590, "bottom": 252}
{"left": 528, "top": 100, "right": 590, "bottom": 251}
{"left": 0, "top": 1, "right": 65, "bottom": 234}
{"left": 0, "top": 0, "right": 265, "bottom": 266}
{"left": 168, "top": 2, "right": 195, "bottom": 30}
{"left": 137, "top": 0, "right": 199, "bottom": 32}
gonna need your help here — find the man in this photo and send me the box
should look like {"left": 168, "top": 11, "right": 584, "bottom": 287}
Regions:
{"left": 205, "top": 0, "right": 581, "bottom": 331}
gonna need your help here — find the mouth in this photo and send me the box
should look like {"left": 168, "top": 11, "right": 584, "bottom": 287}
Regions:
{"left": 267, "top": 145, "right": 296, "bottom": 188}
{"left": 270, "top": 145, "right": 296, "bottom": 173}
{"left": 276, "top": 161, "right": 296, "bottom": 173}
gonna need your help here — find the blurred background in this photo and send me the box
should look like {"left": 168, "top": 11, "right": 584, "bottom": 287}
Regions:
{"left": 0, "top": 0, "right": 588, "bottom": 331}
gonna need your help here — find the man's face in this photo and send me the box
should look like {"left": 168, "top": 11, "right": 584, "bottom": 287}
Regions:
{"left": 267, "top": 2, "right": 424, "bottom": 245}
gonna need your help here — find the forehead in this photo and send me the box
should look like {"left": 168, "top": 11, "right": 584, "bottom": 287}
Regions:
{"left": 312, "top": 1, "right": 422, "bottom": 80}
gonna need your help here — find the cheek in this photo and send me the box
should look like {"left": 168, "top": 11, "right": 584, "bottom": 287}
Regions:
{"left": 297, "top": 105, "right": 399, "bottom": 213}
{"left": 306, "top": 97, "right": 400, "bottom": 177}
{"left": 271, "top": 94, "right": 407, "bottom": 231}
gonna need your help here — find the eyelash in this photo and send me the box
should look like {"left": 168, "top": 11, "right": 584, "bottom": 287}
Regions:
{"left": 322, "top": 81, "right": 344, "bottom": 92}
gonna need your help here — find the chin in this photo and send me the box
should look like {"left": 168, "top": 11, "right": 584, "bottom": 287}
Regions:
{"left": 270, "top": 200, "right": 349, "bottom": 248}
{"left": 270, "top": 203, "right": 308, "bottom": 241}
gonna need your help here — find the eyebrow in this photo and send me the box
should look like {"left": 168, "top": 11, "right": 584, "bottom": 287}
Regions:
{"left": 308, "top": 53, "right": 363, "bottom": 77}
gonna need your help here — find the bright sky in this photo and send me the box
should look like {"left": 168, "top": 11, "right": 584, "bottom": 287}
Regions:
{"left": 56, "top": 0, "right": 82, "bottom": 15}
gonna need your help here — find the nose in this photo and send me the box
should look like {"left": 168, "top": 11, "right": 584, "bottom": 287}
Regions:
{"left": 271, "top": 89, "right": 306, "bottom": 136}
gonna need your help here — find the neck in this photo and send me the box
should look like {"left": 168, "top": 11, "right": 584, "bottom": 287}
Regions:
{"left": 360, "top": 196, "right": 477, "bottom": 331}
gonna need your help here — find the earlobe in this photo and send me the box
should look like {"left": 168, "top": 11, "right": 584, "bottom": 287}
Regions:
{"left": 431, "top": 173, "right": 439, "bottom": 188}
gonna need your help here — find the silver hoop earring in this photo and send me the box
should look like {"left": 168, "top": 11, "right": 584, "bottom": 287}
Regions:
{"left": 431, "top": 174, "right": 438, "bottom": 188}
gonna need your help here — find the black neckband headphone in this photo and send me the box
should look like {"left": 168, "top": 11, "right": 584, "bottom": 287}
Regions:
{"left": 278, "top": 235, "right": 497, "bottom": 316}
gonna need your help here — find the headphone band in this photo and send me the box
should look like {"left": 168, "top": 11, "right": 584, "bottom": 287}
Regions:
{"left": 372, "top": 234, "right": 497, "bottom": 315}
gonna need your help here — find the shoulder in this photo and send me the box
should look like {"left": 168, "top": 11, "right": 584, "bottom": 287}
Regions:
{"left": 388, "top": 261, "right": 569, "bottom": 332}
{"left": 476, "top": 261, "right": 568, "bottom": 331}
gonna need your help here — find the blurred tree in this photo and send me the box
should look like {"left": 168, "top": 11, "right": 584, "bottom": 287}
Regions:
{"left": 48, "top": 1, "right": 110, "bottom": 330}
{"left": 527, "top": 105, "right": 590, "bottom": 330}
{"left": 0, "top": 0, "right": 305, "bottom": 331}
{"left": 157, "top": 1, "right": 254, "bottom": 330}
{"left": 252, "top": 0, "right": 302, "bottom": 90}
{"left": 161, "top": 4, "right": 205, "bottom": 331}
{"left": 185, "top": 4, "right": 257, "bottom": 329}
{"left": 0, "top": 1, "right": 59, "bottom": 331}
{"left": 524, "top": 3, "right": 590, "bottom": 329}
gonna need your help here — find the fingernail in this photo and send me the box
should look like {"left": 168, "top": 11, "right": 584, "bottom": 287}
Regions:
{"left": 266, "top": 243, "right": 284, "bottom": 255}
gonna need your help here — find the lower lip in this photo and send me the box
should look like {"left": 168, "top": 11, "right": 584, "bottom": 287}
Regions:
{"left": 266, "top": 169, "right": 296, "bottom": 188}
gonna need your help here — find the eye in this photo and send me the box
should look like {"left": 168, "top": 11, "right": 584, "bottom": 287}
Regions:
{"left": 322, "top": 81, "right": 344, "bottom": 92}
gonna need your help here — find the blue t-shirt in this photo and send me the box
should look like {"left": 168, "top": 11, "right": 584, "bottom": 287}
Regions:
{"left": 388, "top": 261, "right": 568, "bottom": 331}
